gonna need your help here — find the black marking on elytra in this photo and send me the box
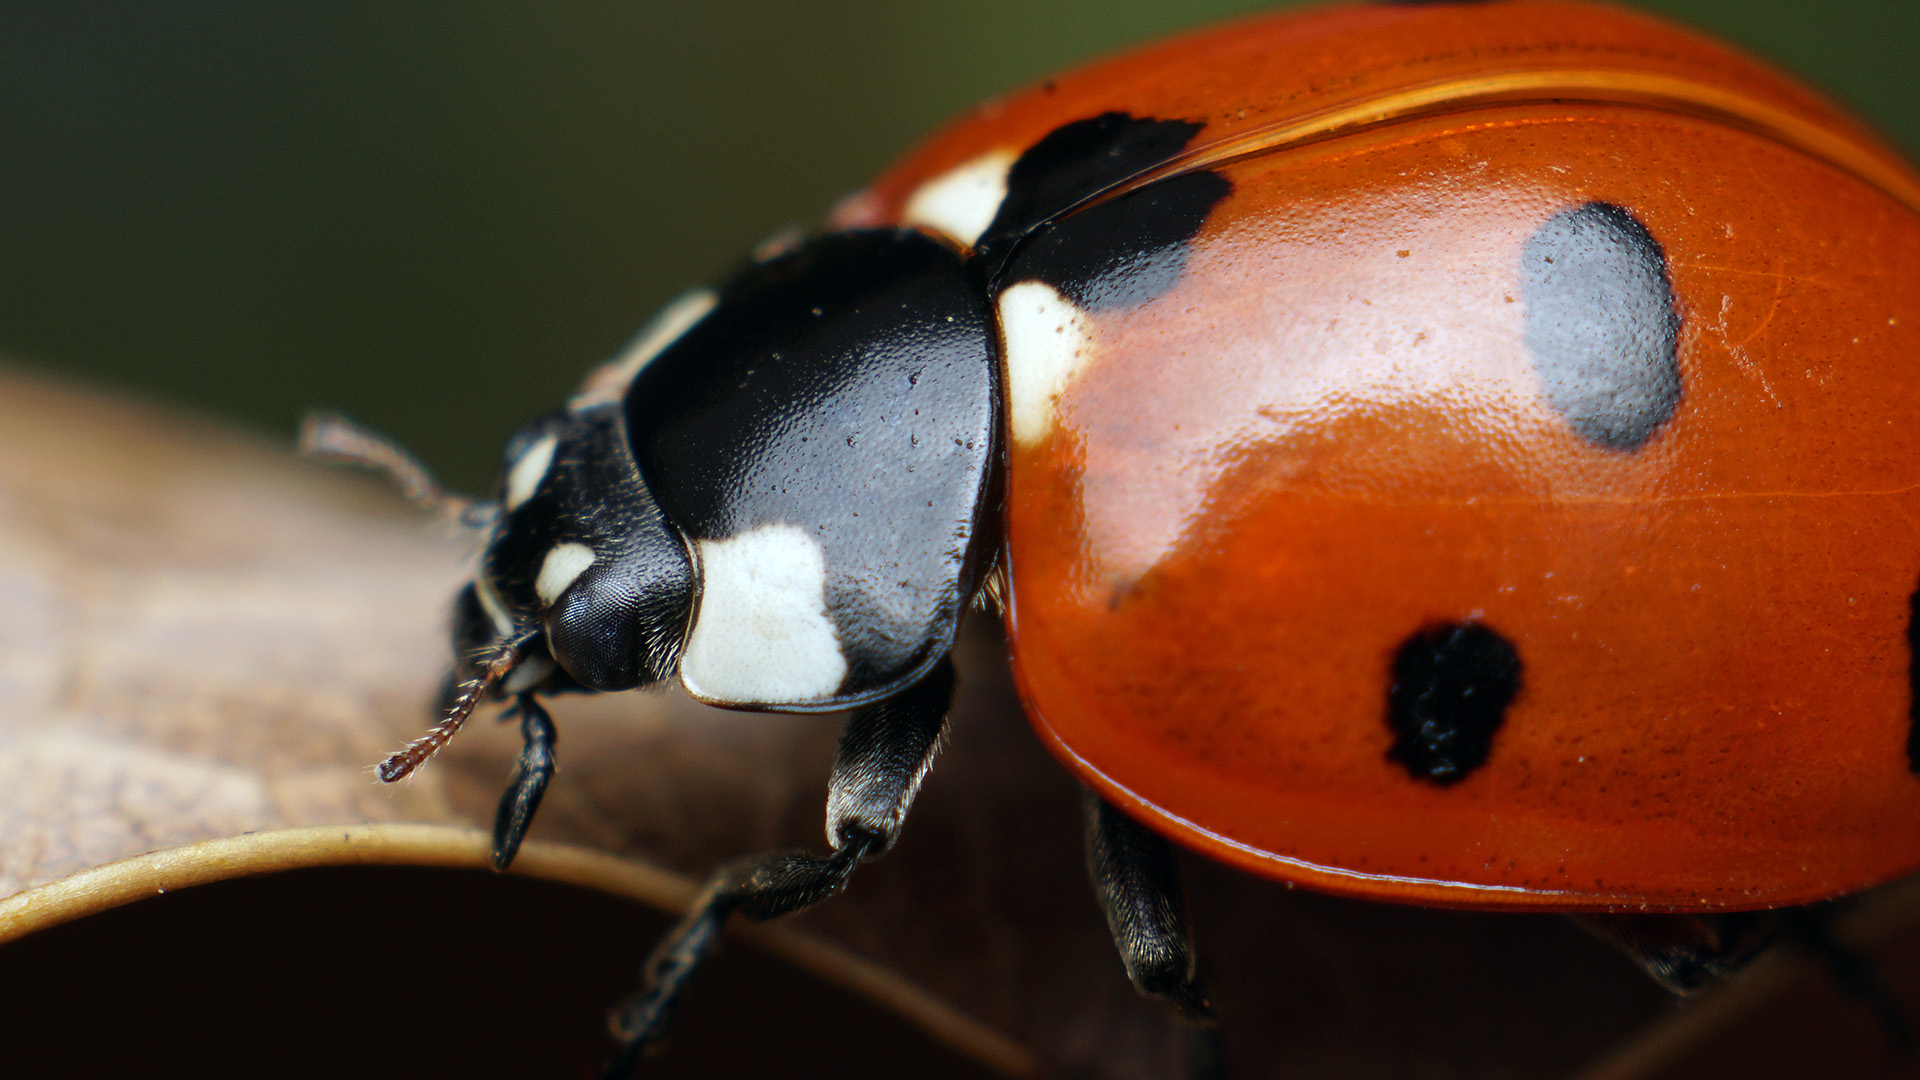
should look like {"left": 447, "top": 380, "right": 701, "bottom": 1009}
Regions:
{"left": 1907, "top": 577, "right": 1920, "bottom": 774}
{"left": 1522, "top": 202, "right": 1681, "bottom": 452}
{"left": 1003, "top": 170, "right": 1232, "bottom": 312}
{"left": 978, "top": 113, "right": 1209, "bottom": 263}
{"left": 1386, "top": 622, "right": 1523, "bottom": 785}
{"left": 626, "top": 229, "right": 998, "bottom": 705}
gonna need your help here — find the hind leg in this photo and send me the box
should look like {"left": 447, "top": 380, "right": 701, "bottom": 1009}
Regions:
{"left": 1579, "top": 907, "right": 1911, "bottom": 1050}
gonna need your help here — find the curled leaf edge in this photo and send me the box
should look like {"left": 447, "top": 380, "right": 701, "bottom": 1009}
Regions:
{"left": 0, "top": 822, "right": 1043, "bottom": 1080}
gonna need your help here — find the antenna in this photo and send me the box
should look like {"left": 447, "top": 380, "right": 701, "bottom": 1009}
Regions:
{"left": 300, "top": 411, "right": 489, "bottom": 527}
{"left": 379, "top": 630, "right": 540, "bottom": 782}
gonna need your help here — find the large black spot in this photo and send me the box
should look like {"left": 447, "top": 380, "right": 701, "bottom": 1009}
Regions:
{"left": 1522, "top": 202, "right": 1681, "bottom": 452}
{"left": 977, "top": 112, "right": 1230, "bottom": 310}
{"left": 976, "top": 113, "right": 1209, "bottom": 267}
{"left": 1002, "top": 170, "right": 1231, "bottom": 312}
{"left": 1386, "top": 622, "right": 1523, "bottom": 785}
{"left": 1907, "top": 577, "right": 1920, "bottom": 774}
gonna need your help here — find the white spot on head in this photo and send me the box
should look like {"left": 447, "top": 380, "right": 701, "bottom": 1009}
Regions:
{"left": 475, "top": 574, "right": 517, "bottom": 638}
{"left": 503, "top": 653, "right": 556, "bottom": 694}
{"left": 535, "top": 542, "right": 596, "bottom": 605}
{"left": 998, "top": 280, "right": 1096, "bottom": 446}
{"left": 903, "top": 149, "right": 1017, "bottom": 249}
{"left": 504, "top": 432, "right": 558, "bottom": 512}
{"left": 680, "top": 523, "right": 847, "bottom": 707}
{"left": 570, "top": 288, "right": 720, "bottom": 410}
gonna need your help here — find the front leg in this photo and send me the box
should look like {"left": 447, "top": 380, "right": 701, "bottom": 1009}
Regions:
{"left": 602, "top": 658, "right": 956, "bottom": 1078}
{"left": 492, "top": 694, "right": 558, "bottom": 871}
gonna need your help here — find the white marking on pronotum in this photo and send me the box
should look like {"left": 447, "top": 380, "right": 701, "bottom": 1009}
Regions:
{"left": 503, "top": 432, "right": 558, "bottom": 512}
{"left": 535, "top": 542, "right": 596, "bottom": 605}
{"left": 902, "top": 149, "right": 1018, "bottom": 249}
{"left": 680, "top": 523, "right": 847, "bottom": 706}
{"left": 569, "top": 287, "right": 720, "bottom": 410}
{"left": 998, "top": 280, "right": 1096, "bottom": 446}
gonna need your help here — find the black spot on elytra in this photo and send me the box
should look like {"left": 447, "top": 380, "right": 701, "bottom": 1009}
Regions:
{"left": 1003, "top": 170, "right": 1231, "bottom": 311}
{"left": 1522, "top": 202, "right": 1681, "bottom": 452}
{"left": 1387, "top": 622, "right": 1522, "bottom": 785}
{"left": 974, "top": 113, "right": 1228, "bottom": 311}
{"left": 977, "top": 113, "right": 1208, "bottom": 260}
{"left": 1907, "top": 578, "right": 1920, "bottom": 773}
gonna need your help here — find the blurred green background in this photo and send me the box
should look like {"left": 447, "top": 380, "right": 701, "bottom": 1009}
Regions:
{"left": 2, "top": 0, "right": 1915, "bottom": 492}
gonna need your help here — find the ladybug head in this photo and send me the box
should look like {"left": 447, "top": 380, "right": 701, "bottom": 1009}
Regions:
{"left": 302, "top": 404, "right": 694, "bottom": 708}
{"left": 379, "top": 403, "right": 695, "bottom": 784}
{"left": 465, "top": 405, "right": 695, "bottom": 698}
{"left": 299, "top": 406, "right": 692, "bottom": 782}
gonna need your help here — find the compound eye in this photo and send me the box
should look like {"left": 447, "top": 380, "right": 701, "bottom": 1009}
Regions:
{"left": 544, "top": 547, "right": 692, "bottom": 692}
{"left": 545, "top": 570, "right": 641, "bottom": 691}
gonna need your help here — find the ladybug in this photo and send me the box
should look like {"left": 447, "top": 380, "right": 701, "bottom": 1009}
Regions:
{"left": 307, "top": 0, "right": 1920, "bottom": 1075}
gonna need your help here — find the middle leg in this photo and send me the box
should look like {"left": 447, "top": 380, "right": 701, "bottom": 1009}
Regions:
{"left": 602, "top": 657, "right": 956, "bottom": 1077}
{"left": 1084, "top": 788, "right": 1222, "bottom": 1080}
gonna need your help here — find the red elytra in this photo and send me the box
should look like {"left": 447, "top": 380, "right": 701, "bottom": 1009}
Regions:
{"left": 835, "top": 0, "right": 1920, "bottom": 911}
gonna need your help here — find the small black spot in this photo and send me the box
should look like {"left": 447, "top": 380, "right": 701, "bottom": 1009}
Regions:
{"left": 1907, "top": 577, "right": 1920, "bottom": 774}
{"left": 1386, "top": 622, "right": 1523, "bottom": 785}
{"left": 979, "top": 112, "right": 1208, "bottom": 257}
{"left": 1522, "top": 202, "right": 1681, "bottom": 451}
